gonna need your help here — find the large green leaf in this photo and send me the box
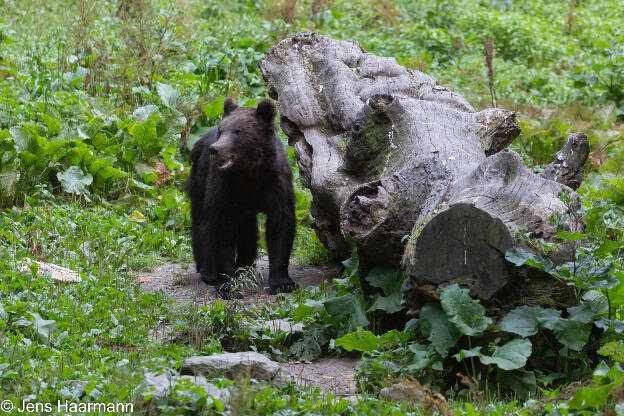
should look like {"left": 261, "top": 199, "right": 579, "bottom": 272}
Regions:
{"left": 536, "top": 308, "right": 562, "bottom": 330}
{"left": 45, "top": 140, "right": 71, "bottom": 159}
{"left": 480, "top": 338, "right": 532, "bottom": 370}
{"left": 95, "top": 166, "right": 126, "bottom": 185}
{"left": 568, "top": 384, "right": 615, "bottom": 409}
{"left": 64, "top": 146, "right": 91, "bottom": 166}
{"left": 537, "top": 307, "right": 591, "bottom": 351}
{"left": 365, "top": 267, "right": 404, "bottom": 314}
{"left": 160, "top": 111, "right": 186, "bottom": 143}
{"left": 293, "top": 300, "right": 323, "bottom": 322}
{"left": 452, "top": 346, "right": 482, "bottom": 362}
{"left": 499, "top": 305, "right": 543, "bottom": 337}
{"left": 595, "top": 240, "right": 621, "bottom": 258}
{"left": 567, "top": 303, "right": 594, "bottom": 324}
{"left": 368, "top": 293, "right": 403, "bottom": 314}
{"left": 440, "top": 284, "right": 492, "bottom": 336}
{"left": 378, "top": 330, "right": 409, "bottom": 348}
{"left": 156, "top": 82, "right": 181, "bottom": 109}
{"left": 405, "top": 343, "right": 433, "bottom": 371}
{"left": 204, "top": 97, "right": 225, "bottom": 119}
{"left": 341, "top": 245, "right": 359, "bottom": 281}
{"left": 552, "top": 319, "right": 591, "bottom": 351}
{"left": 505, "top": 247, "right": 553, "bottom": 272}
{"left": 57, "top": 166, "right": 93, "bottom": 195}
{"left": 419, "top": 303, "right": 459, "bottom": 356}
{"left": 9, "top": 126, "right": 32, "bottom": 152}
{"left": 324, "top": 293, "right": 369, "bottom": 331}
{"left": 77, "top": 117, "right": 104, "bottom": 140}
{"left": 335, "top": 328, "right": 379, "bottom": 352}
{"left": 130, "top": 118, "right": 161, "bottom": 158}
{"left": 88, "top": 157, "right": 115, "bottom": 175}
{"left": 132, "top": 105, "right": 160, "bottom": 122}
{"left": 0, "top": 169, "right": 20, "bottom": 195}
{"left": 557, "top": 230, "right": 586, "bottom": 242}
{"left": 31, "top": 313, "right": 57, "bottom": 344}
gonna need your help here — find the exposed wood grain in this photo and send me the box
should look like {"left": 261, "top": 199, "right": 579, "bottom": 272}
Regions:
{"left": 260, "top": 33, "right": 588, "bottom": 309}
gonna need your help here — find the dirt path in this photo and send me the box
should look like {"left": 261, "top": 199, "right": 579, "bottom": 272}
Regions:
{"left": 137, "top": 260, "right": 342, "bottom": 306}
{"left": 283, "top": 357, "right": 359, "bottom": 395}
{"left": 137, "top": 260, "right": 358, "bottom": 396}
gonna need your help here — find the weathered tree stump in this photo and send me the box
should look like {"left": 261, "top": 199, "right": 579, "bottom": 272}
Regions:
{"left": 259, "top": 33, "right": 588, "bottom": 312}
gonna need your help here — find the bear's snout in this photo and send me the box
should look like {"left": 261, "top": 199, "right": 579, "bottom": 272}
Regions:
{"left": 209, "top": 143, "right": 237, "bottom": 170}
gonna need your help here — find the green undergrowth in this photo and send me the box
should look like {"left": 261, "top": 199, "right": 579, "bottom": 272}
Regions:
{"left": 0, "top": 200, "right": 426, "bottom": 415}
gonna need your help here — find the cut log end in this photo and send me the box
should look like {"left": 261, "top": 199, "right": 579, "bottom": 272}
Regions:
{"left": 405, "top": 203, "right": 513, "bottom": 300}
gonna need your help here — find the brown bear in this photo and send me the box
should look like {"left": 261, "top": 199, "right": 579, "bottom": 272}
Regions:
{"left": 185, "top": 98, "right": 297, "bottom": 297}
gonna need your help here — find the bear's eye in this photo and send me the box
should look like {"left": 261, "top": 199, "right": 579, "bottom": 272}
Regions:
{"left": 234, "top": 129, "right": 241, "bottom": 135}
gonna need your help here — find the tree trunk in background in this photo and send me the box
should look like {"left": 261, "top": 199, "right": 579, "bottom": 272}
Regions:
{"left": 259, "top": 33, "right": 588, "bottom": 312}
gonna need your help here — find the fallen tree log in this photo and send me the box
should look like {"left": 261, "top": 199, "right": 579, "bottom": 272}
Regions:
{"left": 259, "top": 33, "right": 588, "bottom": 311}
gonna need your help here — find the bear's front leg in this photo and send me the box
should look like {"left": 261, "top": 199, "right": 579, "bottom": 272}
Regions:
{"left": 266, "top": 202, "right": 297, "bottom": 295}
{"left": 198, "top": 213, "right": 236, "bottom": 286}
{"left": 235, "top": 213, "right": 258, "bottom": 269}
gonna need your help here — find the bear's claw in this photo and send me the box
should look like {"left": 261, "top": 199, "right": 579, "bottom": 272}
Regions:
{"left": 200, "top": 271, "right": 228, "bottom": 286}
{"left": 268, "top": 277, "right": 298, "bottom": 295}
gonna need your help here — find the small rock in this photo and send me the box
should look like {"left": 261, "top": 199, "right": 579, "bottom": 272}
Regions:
{"left": 259, "top": 319, "right": 305, "bottom": 334}
{"left": 380, "top": 379, "right": 452, "bottom": 416}
{"left": 18, "top": 259, "right": 81, "bottom": 283}
{"left": 136, "top": 372, "right": 227, "bottom": 406}
{"left": 181, "top": 351, "right": 289, "bottom": 386}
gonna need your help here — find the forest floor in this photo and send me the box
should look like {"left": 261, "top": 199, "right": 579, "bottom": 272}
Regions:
{"left": 137, "top": 260, "right": 358, "bottom": 396}
{"left": 137, "top": 260, "right": 342, "bottom": 307}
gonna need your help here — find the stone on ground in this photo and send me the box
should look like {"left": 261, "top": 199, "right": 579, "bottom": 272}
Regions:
{"left": 180, "top": 351, "right": 289, "bottom": 386}
{"left": 136, "top": 372, "right": 227, "bottom": 409}
{"left": 18, "top": 258, "right": 81, "bottom": 283}
{"left": 259, "top": 319, "right": 305, "bottom": 334}
{"left": 380, "top": 380, "right": 452, "bottom": 416}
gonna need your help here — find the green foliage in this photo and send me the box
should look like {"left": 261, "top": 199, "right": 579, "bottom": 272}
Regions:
{"left": 479, "top": 338, "right": 532, "bottom": 371}
{"left": 498, "top": 305, "right": 542, "bottom": 337}
{"left": 57, "top": 166, "right": 93, "bottom": 195}
{"left": 335, "top": 328, "right": 380, "bottom": 352}
{"left": 440, "top": 284, "right": 492, "bottom": 336}
{"left": 365, "top": 267, "right": 405, "bottom": 314}
{"left": 567, "top": 341, "right": 624, "bottom": 411}
{"left": 419, "top": 303, "right": 459, "bottom": 356}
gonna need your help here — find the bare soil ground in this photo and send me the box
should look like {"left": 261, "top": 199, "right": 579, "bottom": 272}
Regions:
{"left": 137, "top": 260, "right": 359, "bottom": 396}
{"left": 137, "top": 260, "right": 342, "bottom": 306}
{"left": 282, "top": 357, "right": 359, "bottom": 396}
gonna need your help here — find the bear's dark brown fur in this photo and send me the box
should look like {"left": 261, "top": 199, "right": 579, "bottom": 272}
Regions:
{"left": 185, "top": 98, "right": 297, "bottom": 296}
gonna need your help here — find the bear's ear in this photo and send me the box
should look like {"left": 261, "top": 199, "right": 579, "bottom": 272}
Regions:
{"left": 224, "top": 98, "right": 238, "bottom": 116}
{"left": 256, "top": 99, "right": 276, "bottom": 123}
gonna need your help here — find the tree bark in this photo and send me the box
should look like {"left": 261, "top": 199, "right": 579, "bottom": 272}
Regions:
{"left": 259, "top": 33, "right": 588, "bottom": 309}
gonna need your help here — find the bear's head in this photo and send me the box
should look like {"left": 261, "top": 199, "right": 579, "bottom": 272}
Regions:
{"left": 208, "top": 98, "right": 277, "bottom": 172}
